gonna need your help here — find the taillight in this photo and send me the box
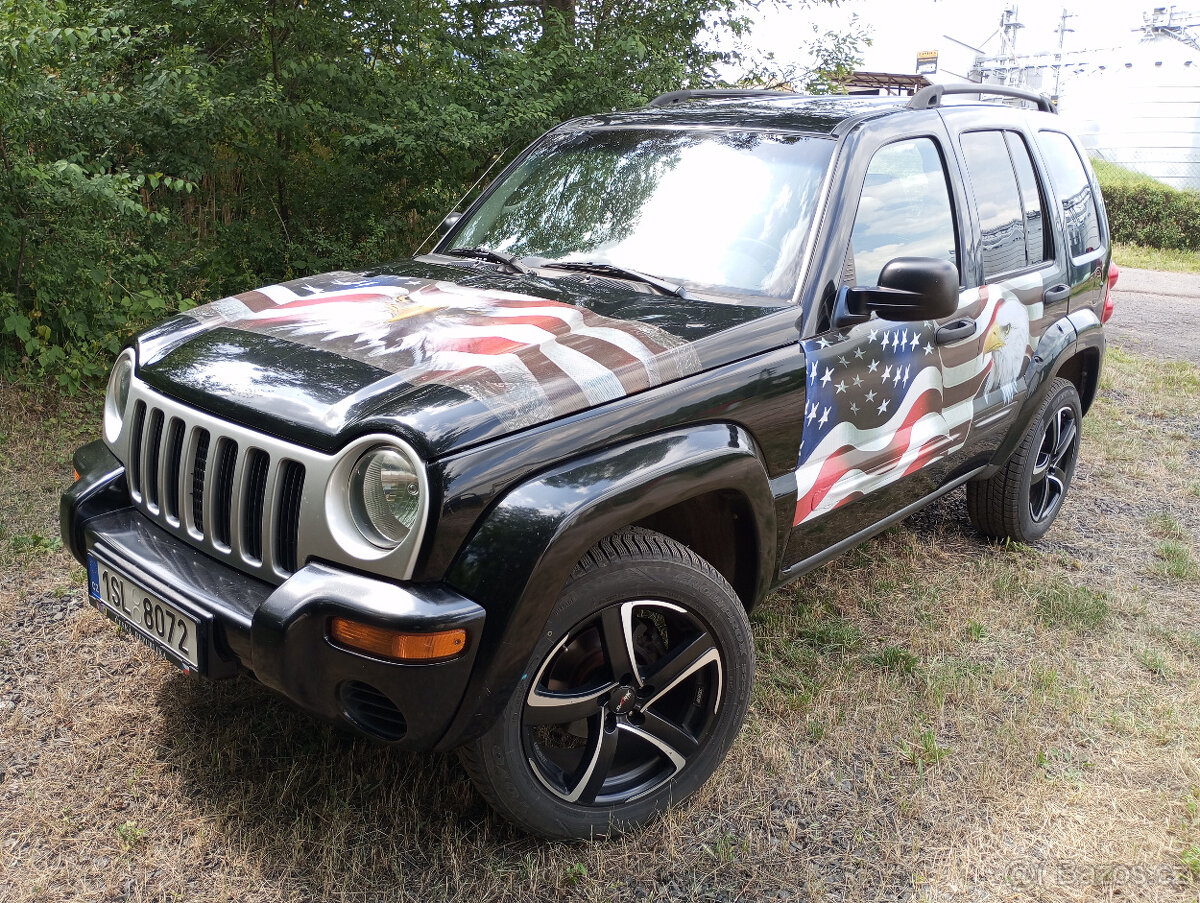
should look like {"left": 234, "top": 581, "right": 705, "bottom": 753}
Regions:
{"left": 1102, "top": 261, "right": 1119, "bottom": 323}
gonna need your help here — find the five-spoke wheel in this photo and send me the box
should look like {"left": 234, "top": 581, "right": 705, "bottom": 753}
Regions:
{"left": 967, "top": 376, "right": 1083, "bottom": 543}
{"left": 524, "top": 599, "right": 722, "bottom": 806}
{"left": 460, "top": 528, "right": 753, "bottom": 839}
{"left": 1027, "top": 402, "right": 1078, "bottom": 525}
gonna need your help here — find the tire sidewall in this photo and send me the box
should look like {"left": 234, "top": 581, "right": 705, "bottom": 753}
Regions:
{"left": 1014, "top": 379, "right": 1082, "bottom": 542}
{"left": 477, "top": 542, "right": 754, "bottom": 839}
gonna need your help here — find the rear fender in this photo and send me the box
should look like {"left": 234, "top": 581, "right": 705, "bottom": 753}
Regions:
{"left": 436, "top": 423, "right": 774, "bottom": 748}
{"left": 990, "top": 308, "right": 1103, "bottom": 469}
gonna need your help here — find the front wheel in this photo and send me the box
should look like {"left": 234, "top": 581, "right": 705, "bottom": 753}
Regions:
{"left": 459, "top": 527, "right": 754, "bottom": 839}
{"left": 967, "top": 376, "right": 1083, "bottom": 543}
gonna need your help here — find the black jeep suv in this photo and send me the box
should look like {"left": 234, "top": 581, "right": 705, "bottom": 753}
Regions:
{"left": 62, "top": 84, "right": 1116, "bottom": 839}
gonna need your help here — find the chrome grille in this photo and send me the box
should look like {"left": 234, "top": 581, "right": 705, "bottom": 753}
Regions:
{"left": 123, "top": 395, "right": 307, "bottom": 583}
{"left": 109, "top": 376, "right": 430, "bottom": 585}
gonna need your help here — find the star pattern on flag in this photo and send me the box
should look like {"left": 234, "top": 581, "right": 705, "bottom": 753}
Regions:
{"left": 800, "top": 322, "right": 937, "bottom": 463}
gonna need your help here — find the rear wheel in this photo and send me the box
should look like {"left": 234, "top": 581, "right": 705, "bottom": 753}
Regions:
{"left": 967, "top": 376, "right": 1082, "bottom": 543}
{"left": 459, "top": 527, "right": 753, "bottom": 839}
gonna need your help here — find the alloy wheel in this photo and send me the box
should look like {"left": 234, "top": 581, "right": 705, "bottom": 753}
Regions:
{"left": 522, "top": 599, "right": 722, "bottom": 807}
{"left": 1029, "top": 403, "right": 1078, "bottom": 524}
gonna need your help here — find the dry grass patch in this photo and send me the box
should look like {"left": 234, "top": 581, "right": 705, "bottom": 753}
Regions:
{"left": 3, "top": 347, "right": 1200, "bottom": 902}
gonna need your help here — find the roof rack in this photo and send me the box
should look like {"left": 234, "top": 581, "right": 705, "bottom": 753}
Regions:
{"left": 648, "top": 89, "right": 794, "bottom": 108}
{"left": 908, "top": 83, "right": 1057, "bottom": 114}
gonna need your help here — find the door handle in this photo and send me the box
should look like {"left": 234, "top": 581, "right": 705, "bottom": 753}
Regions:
{"left": 935, "top": 318, "right": 977, "bottom": 345}
{"left": 1044, "top": 283, "right": 1071, "bottom": 304}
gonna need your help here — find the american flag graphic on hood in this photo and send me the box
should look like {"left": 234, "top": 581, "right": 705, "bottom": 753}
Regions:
{"left": 184, "top": 271, "right": 702, "bottom": 430}
{"left": 794, "top": 276, "right": 1040, "bottom": 526}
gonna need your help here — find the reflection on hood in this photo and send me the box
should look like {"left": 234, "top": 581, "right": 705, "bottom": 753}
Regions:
{"left": 184, "top": 271, "right": 702, "bottom": 430}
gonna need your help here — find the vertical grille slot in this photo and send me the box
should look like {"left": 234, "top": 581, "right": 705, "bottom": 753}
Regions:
{"left": 162, "top": 418, "right": 185, "bottom": 524}
{"left": 211, "top": 439, "right": 239, "bottom": 549}
{"left": 190, "top": 429, "right": 210, "bottom": 537}
{"left": 118, "top": 384, "right": 323, "bottom": 585}
{"left": 143, "top": 408, "right": 165, "bottom": 511}
{"left": 128, "top": 401, "right": 147, "bottom": 498}
{"left": 275, "top": 460, "right": 306, "bottom": 574}
{"left": 242, "top": 449, "right": 270, "bottom": 564}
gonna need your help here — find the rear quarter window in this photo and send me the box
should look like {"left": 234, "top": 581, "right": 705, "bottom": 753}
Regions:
{"left": 1038, "top": 130, "right": 1102, "bottom": 259}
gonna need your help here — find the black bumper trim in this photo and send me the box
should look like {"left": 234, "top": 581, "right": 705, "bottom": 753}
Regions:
{"left": 65, "top": 449, "right": 487, "bottom": 750}
{"left": 84, "top": 511, "right": 266, "bottom": 677}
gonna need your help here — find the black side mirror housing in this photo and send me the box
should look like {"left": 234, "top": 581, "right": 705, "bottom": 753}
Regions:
{"left": 833, "top": 257, "right": 959, "bottom": 327}
{"left": 438, "top": 211, "right": 463, "bottom": 235}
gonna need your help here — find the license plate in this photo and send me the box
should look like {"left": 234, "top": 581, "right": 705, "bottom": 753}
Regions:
{"left": 87, "top": 556, "right": 202, "bottom": 671}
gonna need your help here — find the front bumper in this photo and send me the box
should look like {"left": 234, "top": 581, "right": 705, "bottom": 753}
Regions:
{"left": 62, "top": 441, "right": 485, "bottom": 750}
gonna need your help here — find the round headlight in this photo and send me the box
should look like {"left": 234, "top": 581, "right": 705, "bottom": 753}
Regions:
{"left": 349, "top": 447, "right": 422, "bottom": 547}
{"left": 103, "top": 351, "right": 134, "bottom": 444}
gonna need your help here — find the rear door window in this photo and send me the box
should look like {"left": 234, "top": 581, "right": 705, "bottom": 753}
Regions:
{"left": 960, "top": 131, "right": 1027, "bottom": 279}
{"left": 1006, "top": 132, "right": 1049, "bottom": 266}
{"left": 1038, "top": 130, "right": 1102, "bottom": 259}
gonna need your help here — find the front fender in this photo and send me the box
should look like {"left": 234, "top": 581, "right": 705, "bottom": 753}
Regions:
{"left": 436, "top": 422, "right": 774, "bottom": 749}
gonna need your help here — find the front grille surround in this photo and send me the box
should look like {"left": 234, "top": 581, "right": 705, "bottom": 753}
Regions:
{"left": 108, "top": 375, "right": 429, "bottom": 585}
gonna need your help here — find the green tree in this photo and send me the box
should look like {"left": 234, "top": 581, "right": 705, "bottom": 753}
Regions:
{"left": 1, "top": 0, "right": 839, "bottom": 387}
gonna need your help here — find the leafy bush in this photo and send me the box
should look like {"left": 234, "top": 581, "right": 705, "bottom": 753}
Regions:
{"left": 5, "top": 0, "right": 824, "bottom": 390}
{"left": 1094, "top": 159, "right": 1200, "bottom": 252}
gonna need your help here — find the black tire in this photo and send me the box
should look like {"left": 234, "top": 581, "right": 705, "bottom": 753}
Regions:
{"left": 967, "top": 377, "right": 1082, "bottom": 543}
{"left": 459, "top": 527, "right": 754, "bottom": 840}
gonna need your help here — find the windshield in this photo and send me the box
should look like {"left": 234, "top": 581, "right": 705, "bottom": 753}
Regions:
{"left": 447, "top": 128, "right": 834, "bottom": 300}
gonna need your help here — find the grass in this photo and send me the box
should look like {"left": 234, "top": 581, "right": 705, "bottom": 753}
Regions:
{"left": 869, "top": 645, "right": 921, "bottom": 675}
{"left": 1095, "top": 158, "right": 1200, "bottom": 274}
{"left": 1031, "top": 582, "right": 1112, "bottom": 630}
{"left": 1154, "top": 541, "right": 1199, "bottom": 581}
{"left": 1113, "top": 242, "right": 1200, "bottom": 275}
{"left": 2, "top": 346, "right": 1200, "bottom": 901}
{"left": 1092, "top": 158, "right": 1165, "bottom": 191}
{"left": 899, "top": 728, "right": 951, "bottom": 772}
{"left": 1137, "top": 647, "right": 1172, "bottom": 678}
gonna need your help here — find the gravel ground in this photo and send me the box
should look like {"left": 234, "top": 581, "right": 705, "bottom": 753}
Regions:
{"left": 1106, "top": 267, "right": 1200, "bottom": 366}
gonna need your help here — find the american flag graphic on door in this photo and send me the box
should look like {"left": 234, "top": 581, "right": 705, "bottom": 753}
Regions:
{"left": 794, "top": 276, "right": 1041, "bottom": 526}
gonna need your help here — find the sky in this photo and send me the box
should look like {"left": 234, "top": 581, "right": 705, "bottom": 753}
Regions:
{"left": 735, "top": 0, "right": 1167, "bottom": 83}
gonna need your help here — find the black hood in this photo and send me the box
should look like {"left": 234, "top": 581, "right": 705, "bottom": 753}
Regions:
{"left": 136, "top": 260, "right": 790, "bottom": 457}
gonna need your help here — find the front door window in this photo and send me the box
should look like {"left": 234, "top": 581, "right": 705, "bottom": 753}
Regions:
{"left": 793, "top": 137, "right": 960, "bottom": 530}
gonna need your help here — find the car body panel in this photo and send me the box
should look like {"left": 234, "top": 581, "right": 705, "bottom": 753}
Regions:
{"left": 138, "top": 265, "right": 785, "bottom": 456}
{"left": 62, "top": 92, "right": 1109, "bottom": 761}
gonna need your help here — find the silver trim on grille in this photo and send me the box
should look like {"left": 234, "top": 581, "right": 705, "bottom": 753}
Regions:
{"left": 106, "top": 375, "right": 429, "bottom": 585}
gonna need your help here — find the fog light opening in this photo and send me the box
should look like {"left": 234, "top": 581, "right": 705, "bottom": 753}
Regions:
{"left": 329, "top": 617, "right": 467, "bottom": 663}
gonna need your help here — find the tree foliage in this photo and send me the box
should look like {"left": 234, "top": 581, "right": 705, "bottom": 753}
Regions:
{"left": 734, "top": 13, "right": 870, "bottom": 94}
{"left": 1, "top": 0, "right": 839, "bottom": 387}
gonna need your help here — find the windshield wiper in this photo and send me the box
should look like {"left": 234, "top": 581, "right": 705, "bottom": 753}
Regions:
{"left": 443, "top": 246, "right": 531, "bottom": 274}
{"left": 539, "top": 261, "right": 691, "bottom": 299}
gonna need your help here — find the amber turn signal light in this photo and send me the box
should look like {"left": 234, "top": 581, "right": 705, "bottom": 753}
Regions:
{"left": 328, "top": 617, "right": 467, "bottom": 663}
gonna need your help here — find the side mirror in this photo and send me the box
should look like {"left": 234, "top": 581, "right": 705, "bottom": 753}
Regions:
{"left": 438, "top": 211, "right": 463, "bottom": 235}
{"left": 833, "top": 257, "right": 959, "bottom": 327}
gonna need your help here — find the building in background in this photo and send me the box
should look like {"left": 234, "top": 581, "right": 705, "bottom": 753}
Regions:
{"left": 843, "top": 71, "right": 932, "bottom": 96}
{"left": 967, "top": 7, "right": 1200, "bottom": 190}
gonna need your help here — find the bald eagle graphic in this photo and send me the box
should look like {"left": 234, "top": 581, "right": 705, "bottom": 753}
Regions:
{"left": 982, "top": 298, "right": 1030, "bottom": 403}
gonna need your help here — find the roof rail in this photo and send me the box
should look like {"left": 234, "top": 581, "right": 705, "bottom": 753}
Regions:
{"left": 908, "top": 83, "right": 1056, "bottom": 114}
{"left": 648, "top": 89, "right": 794, "bottom": 108}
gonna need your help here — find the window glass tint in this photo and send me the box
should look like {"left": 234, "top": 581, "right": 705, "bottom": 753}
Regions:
{"left": 452, "top": 129, "right": 834, "bottom": 300}
{"left": 960, "top": 131, "right": 1026, "bottom": 279}
{"left": 849, "top": 138, "right": 958, "bottom": 287}
{"left": 1038, "top": 130, "right": 1102, "bottom": 258}
{"left": 1005, "top": 132, "right": 1048, "bottom": 265}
